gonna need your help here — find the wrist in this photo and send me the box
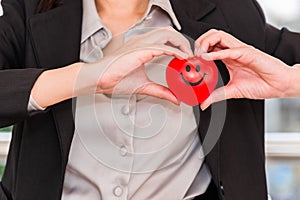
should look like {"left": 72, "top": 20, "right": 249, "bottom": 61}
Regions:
{"left": 31, "top": 62, "right": 84, "bottom": 108}
{"left": 285, "top": 64, "right": 300, "bottom": 98}
{"left": 74, "top": 56, "right": 117, "bottom": 95}
{"left": 73, "top": 60, "right": 110, "bottom": 96}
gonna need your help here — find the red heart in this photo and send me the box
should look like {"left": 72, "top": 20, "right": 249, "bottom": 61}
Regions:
{"left": 166, "top": 57, "right": 218, "bottom": 106}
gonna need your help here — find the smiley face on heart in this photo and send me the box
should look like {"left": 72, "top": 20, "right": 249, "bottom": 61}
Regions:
{"left": 166, "top": 57, "right": 218, "bottom": 106}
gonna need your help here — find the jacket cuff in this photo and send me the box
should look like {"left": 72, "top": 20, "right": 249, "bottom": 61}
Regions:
{"left": 0, "top": 68, "right": 45, "bottom": 127}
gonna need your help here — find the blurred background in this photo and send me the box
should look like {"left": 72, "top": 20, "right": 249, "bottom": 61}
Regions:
{"left": 0, "top": 0, "right": 300, "bottom": 199}
{"left": 257, "top": 0, "right": 300, "bottom": 199}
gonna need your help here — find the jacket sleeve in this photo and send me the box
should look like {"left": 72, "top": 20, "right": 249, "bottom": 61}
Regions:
{"left": 265, "top": 25, "right": 300, "bottom": 66}
{"left": 0, "top": 0, "right": 44, "bottom": 127}
{"left": 252, "top": 0, "right": 300, "bottom": 65}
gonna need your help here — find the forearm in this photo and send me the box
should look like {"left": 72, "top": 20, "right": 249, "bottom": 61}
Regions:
{"left": 31, "top": 62, "right": 86, "bottom": 108}
{"left": 31, "top": 59, "right": 113, "bottom": 108}
{"left": 30, "top": 28, "right": 192, "bottom": 108}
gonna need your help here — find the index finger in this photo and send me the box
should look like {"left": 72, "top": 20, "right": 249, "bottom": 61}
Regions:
{"left": 139, "top": 27, "right": 194, "bottom": 58}
{"left": 194, "top": 29, "right": 245, "bottom": 56}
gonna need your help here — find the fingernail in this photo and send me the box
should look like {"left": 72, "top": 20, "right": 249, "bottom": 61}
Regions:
{"left": 200, "top": 53, "right": 212, "bottom": 61}
{"left": 182, "top": 53, "right": 189, "bottom": 59}
{"left": 200, "top": 105, "right": 206, "bottom": 111}
{"left": 184, "top": 52, "right": 193, "bottom": 58}
{"left": 195, "top": 47, "right": 205, "bottom": 57}
{"left": 183, "top": 47, "right": 194, "bottom": 58}
{"left": 194, "top": 48, "right": 199, "bottom": 56}
{"left": 198, "top": 47, "right": 206, "bottom": 54}
{"left": 173, "top": 98, "right": 180, "bottom": 105}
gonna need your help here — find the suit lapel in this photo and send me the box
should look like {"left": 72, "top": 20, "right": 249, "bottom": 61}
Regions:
{"left": 171, "top": 0, "right": 230, "bottom": 188}
{"left": 170, "top": 0, "right": 216, "bottom": 21}
{"left": 28, "top": 0, "right": 82, "bottom": 173}
{"left": 171, "top": 0, "right": 229, "bottom": 38}
{"left": 28, "top": 0, "right": 82, "bottom": 69}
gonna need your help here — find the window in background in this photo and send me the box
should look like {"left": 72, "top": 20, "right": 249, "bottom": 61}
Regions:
{"left": 259, "top": 0, "right": 300, "bottom": 133}
{"left": 0, "top": 0, "right": 2, "bottom": 17}
{"left": 257, "top": 0, "right": 300, "bottom": 199}
{"left": 0, "top": 0, "right": 10, "bottom": 172}
{"left": 0, "top": 127, "right": 10, "bottom": 179}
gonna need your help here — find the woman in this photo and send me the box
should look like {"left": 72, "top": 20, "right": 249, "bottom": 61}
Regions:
{"left": 1, "top": 0, "right": 300, "bottom": 199}
{"left": 193, "top": 29, "right": 300, "bottom": 110}
{"left": 0, "top": 0, "right": 215, "bottom": 199}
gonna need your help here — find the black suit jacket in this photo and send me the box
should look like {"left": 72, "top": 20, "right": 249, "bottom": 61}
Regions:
{"left": 0, "top": 0, "right": 300, "bottom": 199}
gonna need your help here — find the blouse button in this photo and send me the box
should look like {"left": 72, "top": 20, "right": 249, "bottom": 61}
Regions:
{"left": 119, "top": 145, "right": 128, "bottom": 156}
{"left": 121, "top": 105, "right": 130, "bottom": 115}
{"left": 113, "top": 186, "right": 123, "bottom": 197}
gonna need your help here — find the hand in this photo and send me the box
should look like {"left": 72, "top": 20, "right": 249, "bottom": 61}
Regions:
{"left": 77, "top": 27, "right": 193, "bottom": 105}
{"left": 194, "top": 29, "right": 294, "bottom": 110}
{"left": 32, "top": 27, "right": 193, "bottom": 108}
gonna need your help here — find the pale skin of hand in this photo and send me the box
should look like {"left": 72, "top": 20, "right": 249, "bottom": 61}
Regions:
{"left": 31, "top": 27, "right": 193, "bottom": 108}
{"left": 193, "top": 29, "right": 300, "bottom": 110}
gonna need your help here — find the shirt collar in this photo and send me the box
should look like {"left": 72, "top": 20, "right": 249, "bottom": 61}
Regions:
{"left": 81, "top": 0, "right": 181, "bottom": 43}
{"left": 81, "top": 0, "right": 104, "bottom": 43}
{"left": 150, "top": 0, "right": 181, "bottom": 30}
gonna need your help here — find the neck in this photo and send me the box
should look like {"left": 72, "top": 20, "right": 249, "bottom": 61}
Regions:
{"left": 95, "top": 0, "right": 149, "bottom": 17}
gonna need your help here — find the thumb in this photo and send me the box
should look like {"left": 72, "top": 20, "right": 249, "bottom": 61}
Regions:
{"left": 139, "top": 82, "right": 180, "bottom": 105}
{"left": 201, "top": 86, "right": 235, "bottom": 110}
